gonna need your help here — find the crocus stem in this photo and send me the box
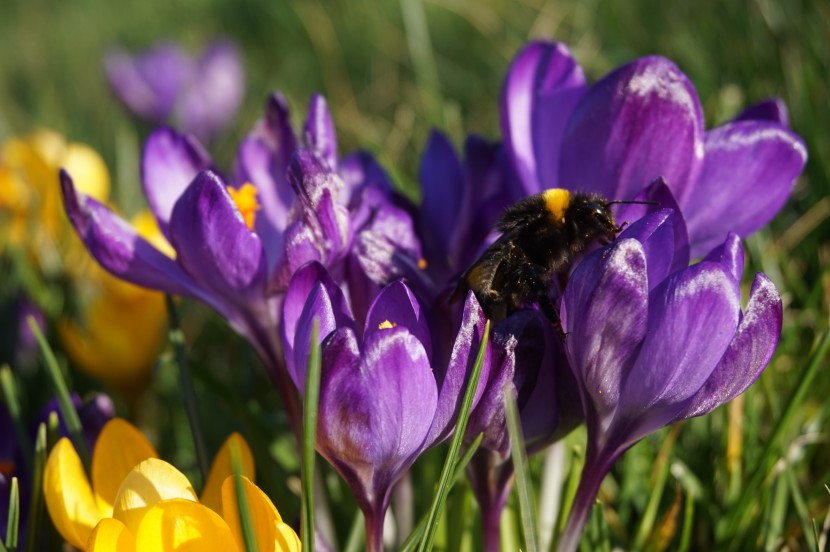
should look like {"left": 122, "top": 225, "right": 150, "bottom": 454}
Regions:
{"left": 481, "top": 502, "right": 504, "bottom": 552}
{"left": 364, "top": 510, "right": 385, "bottom": 552}
{"left": 557, "top": 448, "right": 618, "bottom": 552}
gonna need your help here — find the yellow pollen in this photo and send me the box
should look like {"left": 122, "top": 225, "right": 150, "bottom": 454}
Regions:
{"left": 542, "top": 188, "right": 571, "bottom": 225}
{"left": 227, "top": 183, "right": 261, "bottom": 230}
{"left": 378, "top": 320, "right": 397, "bottom": 330}
{"left": 418, "top": 258, "right": 428, "bottom": 270}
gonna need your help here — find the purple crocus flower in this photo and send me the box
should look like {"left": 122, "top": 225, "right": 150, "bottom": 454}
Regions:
{"left": 61, "top": 93, "right": 425, "bottom": 435}
{"left": 556, "top": 209, "right": 782, "bottom": 550}
{"left": 501, "top": 41, "right": 807, "bottom": 257}
{"left": 282, "top": 262, "right": 490, "bottom": 552}
{"left": 105, "top": 40, "right": 245, "bottom": 143}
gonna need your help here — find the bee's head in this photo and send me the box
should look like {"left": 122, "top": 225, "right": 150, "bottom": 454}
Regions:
{"left": 569, "top": 193, "right": 619, "bottom": 242}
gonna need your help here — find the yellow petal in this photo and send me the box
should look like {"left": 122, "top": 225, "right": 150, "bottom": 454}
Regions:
{"left": 135, "top": 499, "right": 239, "bottom": 552}
{"left": 200, "top": 433, "right": 255, "bottom": 515}
{"left": 86, "top": 518, "right": 136, "bottom": 552}
{"left": 43, "top": 437, "right": 101, "bottom": 549}
{"left": 221, "top": 476, "right": 301, "bottom": 552}
{"left": 92, "top": 418, "right": 158, "bottom": 516}
{"left": 61, "top": 142, "right": 110, "bottom": 202}
{"left": 112, "top": 458, "right": 198, "bottom": 535}
{"left": 131, "top": 210, "right": 176, "bottom": 259}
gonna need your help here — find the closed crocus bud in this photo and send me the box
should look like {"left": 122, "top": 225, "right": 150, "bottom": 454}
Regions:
{"left": 283, "top": 263, "right": 489, "bottom": 552}
{"left": 557, "top": 210, "right": 782, "bottom": 551}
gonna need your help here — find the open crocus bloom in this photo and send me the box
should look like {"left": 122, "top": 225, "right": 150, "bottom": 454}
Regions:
{"left": 104, "top": 40, "right": 245, "bottom": 143}
{"left": 557, "top": 209, "right": 782, "bottom": 550}
{"left": 43, "top": 418, "right": 256, "bottom": 550}
{"left": 501, "top": 41, "right": 806, "bottom": 257}
{"left": 84, "top": 462, "right": 299, "bottom": 552}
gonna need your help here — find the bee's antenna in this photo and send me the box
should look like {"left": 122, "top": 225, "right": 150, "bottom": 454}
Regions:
{"left": 607, "top": 199, "right": 660, "bottom": 206}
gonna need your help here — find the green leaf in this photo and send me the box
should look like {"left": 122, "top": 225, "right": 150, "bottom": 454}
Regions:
{"left": 301, "top": 319, "right": 322, "bottom": 552}
{"left": 4, "top": 477, "right": 18, "bottom": 552}
{"left": 24, "top": 424, "right": 47, "bottom": 552}
{"left": 417, "top": 320, "right": 489, "bottom": 552}
{"left": 0, "top": 366, "right": 31, "bottom": 471}
{"left": 504, "top": 383, "right": 539, "bottom": 552}
{"left": 231, "top": 443, "right": 259, "bottom": 552}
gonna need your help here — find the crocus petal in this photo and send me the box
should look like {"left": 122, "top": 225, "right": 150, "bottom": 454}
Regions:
{"left": 91, "top": 419, "right": 158, "bottom": 516}
{"left": 501, "top": 41, "right": 586, "bottom": 194}
{"left": 169, "top": 170, "right": 268, "bottom": 301}
{"left": 177, "top": 41, "right": 246, "bottom": 142}
{"left": 735, "top": 98, "right": 789, "bottom": 126}
{"left": 140, "top": 127, "right": 212, "bottom": 240}
{"left": 113, "top": 458, "right": 198, "bottom": 535}
{"left": 339, "top": 150, "right": 395, "bottom": 206}
{"left": 364, "top": 280, "right": 431, "bottom": 358}
{"left": 282, "top": 262, "right": 354, "bottom": 387}
{"left": 134, "top": 499, "right": 238, "bottom": 551}
{"left": 424, "top": 291, "right": 490, "bottom": 446}
{"left": 559, "top": 56, "right": 704, "bottom": 203}
{"left": 104, "top": 43, "right": 189, "bottom": 120}
{"left": 678, "top": 272, "right": 782, "bottom": 419}
{"left": 617, "top": 208, "right": 687, "bottom": 291}
{"left": 304, "top": 93, "right": 338, "bottom": 170}
{"left": 702, "top": 232, "right": 744, "bottom": 285}
{"left": 418, "top": 130, "right": 463, "bottom": 262}
{"left": 681, "top": 121, "right": 807, "bottom": 258}
{"left": 86, "top": 518, "right": 136, "bottom": 552}
{"left": 562, "top": 239, "right": 649, "bottom": 426}
{"left": 43, "top": 438, "right": 100, "bottom": 548}
{"left": 200, "top": 433, "right": 255, "bottom": 516}
{"left": 221, "top": 476, "right": 301, "bottom": 552}
{"left": 619, "top": 263, "right": 740, "bottom": 438}
{"left": 61, "top": 170, "right": 207, "bottom": 300}
{"left": 236, "top": 93, "right": 298, "bottom": 269}
{"left": 318, "top": 327, "right": 437, "bottom": 511}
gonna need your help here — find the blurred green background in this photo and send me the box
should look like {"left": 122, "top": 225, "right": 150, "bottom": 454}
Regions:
{"left": 1, "top": 0, "right": 828, "bottom": 549}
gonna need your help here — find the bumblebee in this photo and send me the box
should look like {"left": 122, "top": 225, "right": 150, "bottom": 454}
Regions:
{"left": 458, "top": 188, "right": 626, "bottom": 327}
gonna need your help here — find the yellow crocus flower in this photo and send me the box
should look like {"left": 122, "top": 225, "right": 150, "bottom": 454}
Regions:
{"left": 43, "top": 418, "right": 265, "bottom": 550}
{"left": 0, "top": 129, "right": 166, "bottom": 392}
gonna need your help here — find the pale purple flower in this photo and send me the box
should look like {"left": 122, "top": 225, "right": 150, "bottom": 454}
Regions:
{"left": 556, "top": 209, "right": 782, "bottom": 550}
{"left": 282, "top": 262, "right": 490, "bottom": 552}
{"left": 501, "top": 41, "right": 807, "bottom": 257}
{"left": 105, "top": 40, "right": 245, "bottom": 142}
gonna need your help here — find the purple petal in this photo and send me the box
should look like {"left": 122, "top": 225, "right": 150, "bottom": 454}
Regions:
{"left": 364, "top": 280, "right": 431, "bottom": 358}
{"left": 339, "top": 150, "right": 395, "bottom": 206}
{"left": 141, "top": 127, "right": 212, "bottom": 240}
{"left": 677, "top": 273, "right": 782, "bottom": 419}
{"left": 176, "top": 41, "right": 246, "bottom": 142}
{"left": 104, "top": 43, "right": 189, "bottom": 120}
{"left": 424, "top": 291, "right": 491, "bottom": 446}
{"left": 304, "top": 94, "right": 338, "bottom": 170}
{"left": 562, "top": 239, "right": 649, "bottom": 423}
{"left": 702, "top": 232, "right": 744, "bottom": 284}
{"left": 318, "top": 327, "right": 437, "bottom": 511}
{"left": 60, "top": 170, "right": 208, "bottom": 300}
{"left": 619, "top": 263, "right": 741, "bottom": 435}
{"left": 236, "top": 93, "right": 299, "bottom": 269}
{"left": 734, "top": 98, "right": 789, "bottom": 126}
{"left": 282, "top": 262, "right": 354, "bottom": 389}
{"left": 681, "top": 121, "right": 807, "bottom": 258}
{"left": 500, "top": 41, "right": 586, "bottom": 194}
{"left": 560, "top": 56, "right": 704, "bottom": 203}
{"left": 618, "top": 208, "right": 686, "bottom": 290}
{"left": 418, "top": 130, "right": 464, "bottom": 262}
{"left": 169, "top": 171, "right": 267, "bottom": 301}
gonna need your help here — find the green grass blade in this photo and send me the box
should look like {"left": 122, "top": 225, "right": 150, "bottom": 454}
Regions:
{"left": 0, "top": 366, "right": 31, "bottom": 471}
{"left": 4, "top": 477, "right": 18, "bottom": 552}
{"left": 165, "top": 295, "right": 209, "bottom": 485}
{"left": 26, "top": 317, "right": 90, "bottom": 471}
{"left": 231, "top": 443, "right": 259, "bottom": 552}
{"left": 417, "top": 321, "right": 490, "bottom": 552}
{"left": 677, "top": 493, "right": 695, "bottom": 552}
{"left": 399, "top": 0, "right": 444, "bottom": 126}
{"left": 723, "top": 329, "right": 830, "bottom": 541}
{"left": 504, "top": 383, "right": 539, "bottom": 552}
{"left": 301, "top": 319, "right": 321, "bottom": 552}
{"left": 633, "top": 425, "right": 679, "bottom": 548}
{"left": 343, "top": 510, "right": 365, "bottom": 552}
{"left": 24, "top": 423, "right": 47, "bottom": 552}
